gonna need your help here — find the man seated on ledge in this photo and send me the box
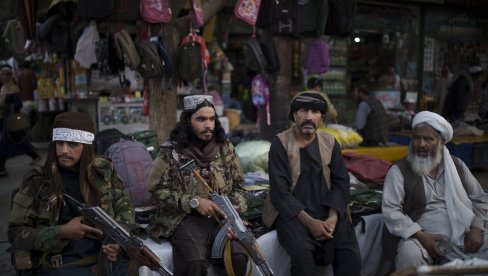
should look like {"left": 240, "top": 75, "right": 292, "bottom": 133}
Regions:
{"left": 382, "top": 111, "right": 488, "bottom": 270}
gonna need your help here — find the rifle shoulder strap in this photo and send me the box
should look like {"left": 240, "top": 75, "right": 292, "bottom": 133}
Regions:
{"left": 224, "top": 240, "right": 235, "bottom": 276}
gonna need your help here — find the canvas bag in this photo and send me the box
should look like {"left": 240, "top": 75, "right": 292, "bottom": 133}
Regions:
{"left": 113, "top": 29, "right": 141, "bottom": 70}
{"left": 234, "top": 0, "right": 261, "bottom": 25}
{"left": 140, "top": 0, "right": 172, "bottom": 23}
{"left": 107, "top": 139, "right": 154, "bottom": 208}
{"left": 137, "top": 40, "right": 164, "bottom": 79}
{"left": 304, "top": 38, "right": 329, "bottom": 79}
{"left": 251, "top": 74, "right": 271, "bottom": 125}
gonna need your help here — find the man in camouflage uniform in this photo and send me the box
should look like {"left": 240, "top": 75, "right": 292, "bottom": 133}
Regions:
{"left": 9, "top": 112, "right": 135, "bottom": 275}
{"left": 147, "top": 95, "right": 248, "bottom": 276}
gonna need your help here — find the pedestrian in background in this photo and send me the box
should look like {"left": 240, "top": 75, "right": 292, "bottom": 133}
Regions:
{"left": 0, "top": 65, "right": 41, "bottom": 177}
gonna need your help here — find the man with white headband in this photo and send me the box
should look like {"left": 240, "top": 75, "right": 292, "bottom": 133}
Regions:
{"left": 147, "top": 95, "right": 248, "bottom": 275}
{"left": 9, "top": 112, "right": 135, "bottom": 274}
{"left": 382, "top": 111, "right": 488, "bottom": 270}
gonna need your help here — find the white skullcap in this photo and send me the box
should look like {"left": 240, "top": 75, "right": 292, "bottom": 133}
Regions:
{"left": 183, "top": 95, "right": 214, "bottom": 111}
{"left": 412, "top": 111, "right": 453, "bottom": 142}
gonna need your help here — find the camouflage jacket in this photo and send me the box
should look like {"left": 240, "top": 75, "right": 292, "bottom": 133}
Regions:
{"left": 8, "top": 157, "right": 135, "bottom": 256}
{"left": 147, "top": 140, "right": 247, "bottom": 241}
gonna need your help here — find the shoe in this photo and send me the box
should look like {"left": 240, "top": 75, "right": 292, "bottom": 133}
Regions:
{"left": 0, "top": 170, "right": 7, "bottom": 177}
{"left": 29, "top": 156, "right": 42, "bottom": 166}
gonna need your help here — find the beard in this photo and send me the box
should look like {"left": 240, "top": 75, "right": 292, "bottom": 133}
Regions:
{"left": 406, "top": 143, "right": 443, "bottom": 176}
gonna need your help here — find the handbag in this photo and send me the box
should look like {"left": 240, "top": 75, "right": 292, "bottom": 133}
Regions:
{"left": 6, "top": 106, "right": 30, "bottom": 133}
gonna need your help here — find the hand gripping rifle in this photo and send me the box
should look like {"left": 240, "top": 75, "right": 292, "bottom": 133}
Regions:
{"left": 180, "top": 160, "right": 274, "bottom": 276}
{"left": 64, "top": 194, "right": 173, "bottom": 276}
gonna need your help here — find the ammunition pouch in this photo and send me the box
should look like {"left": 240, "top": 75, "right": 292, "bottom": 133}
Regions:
{"left": 11, "top": 249, "right": 33, "bottom": 273}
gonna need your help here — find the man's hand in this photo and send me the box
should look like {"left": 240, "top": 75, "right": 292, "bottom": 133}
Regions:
{"left": 413, "top": 231, "right": 446, "bottom": 259}
{"left": 59, "top": 216, "right": 103, "bottom": 240}
{"left": 323, "top": 208, "right": 338, "bottom": 237}
{"left": 102, "top": 244, "right": 121, "bottom": 262}
{"left": 195, "top": 198, "right": 227, "bottom": 219}
{"left": 298, "top": 211, "right": 333, "bottom": 240}
{"left": 464, "top": 226, "right": 484, "bottom": 253}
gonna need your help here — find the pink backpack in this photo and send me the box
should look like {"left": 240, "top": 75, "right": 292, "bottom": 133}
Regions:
{"left": 304, "top": 38, "right": 329, "bottom": 76}
{"left": 140, "top": 0, "right": 172, "bottom": 23}
{"left": 251, "top": 74, "right": 271, "bottom": 125}
{"left": 234, "top": 0, "right": 261, "bottom": 25}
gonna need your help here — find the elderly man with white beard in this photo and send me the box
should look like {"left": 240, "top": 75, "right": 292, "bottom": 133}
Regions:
{"left": 381, "top": 111, "right": 488, "bottom": 270}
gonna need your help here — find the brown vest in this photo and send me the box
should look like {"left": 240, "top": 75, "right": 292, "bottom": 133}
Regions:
{"left": 382, "top": 156, "right": 467, "bottom": 260}
{"left": 262, "top": 127, "right": 335, "bottom": 228}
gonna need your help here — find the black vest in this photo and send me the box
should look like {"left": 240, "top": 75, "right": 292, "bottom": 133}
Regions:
{"left": 381, "top": 156, "right": 467, "bottom": 260}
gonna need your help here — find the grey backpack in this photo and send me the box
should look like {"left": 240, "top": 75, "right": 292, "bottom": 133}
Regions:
{"left": 107, "top": 139, "right": 154, "bottom": 209}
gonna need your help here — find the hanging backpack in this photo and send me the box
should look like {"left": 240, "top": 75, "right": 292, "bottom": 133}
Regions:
{"left": 107, "top": 139, "right": 154, "bottom": 210}
{"left": 234, "top": 0, "right": 262, "bottom": 26}
{"left": 324, "top": 0, "right": 356, "bottom": 36}
{"left": 78, "top": 0, "right": 115, "bottom": 20}
{"left": 110, "top": 0, "right": 140, "bottom": 22}
{"left": 251, "top": 73, "right": 271, "bottom": 125}
{"left": 95, "top": 32, "right": 124, "bottom": 76}
{"left": 255, "top": 0, "right": 273, "bottom": 28}
{"left": 190, "top": 0, "right": 204, "bottom": 27}
{"left": 304, "top": 38, "right": 329, "bottom": 78}
{"left": 153, "top": 35, "right": 173, "bottom": 89}
{"left": 137, "top": 40, "right": 164, "bottom": 79}
{"left": 140, "top": 0, "right": 172, "bottom": 23}
{"left": 178, "top": 31, "right": 210, "bottom": 82}
{"left": 259, "top": 31, "right": 280, "bottom": 74}
{"left": 2, "top": 19, "right": 23, "bottom": 56}
{"left": 243, "top": 38, "right": 267, "bottom": 74}
{"left": 113, "top": 29, "right": 141, "bottom": 70}
{"left": 298, "top": 0, "right": 328, "bottom": 36}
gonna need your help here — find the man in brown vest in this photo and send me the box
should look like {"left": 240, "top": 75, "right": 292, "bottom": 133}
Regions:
{"left": 263, "top": 91, "right": 361, "bottom": 275}
{"left": 382, "top": 111, "right": 488, "bottom": 270}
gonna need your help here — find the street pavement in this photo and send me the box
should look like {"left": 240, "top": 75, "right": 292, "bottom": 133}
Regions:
{"left": 0, "top": 142, "right": 487, "bottom": 275}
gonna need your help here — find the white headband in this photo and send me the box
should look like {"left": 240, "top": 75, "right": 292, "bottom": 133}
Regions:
{"left": 52, "top": 128, "right": 95, "bottom": 144}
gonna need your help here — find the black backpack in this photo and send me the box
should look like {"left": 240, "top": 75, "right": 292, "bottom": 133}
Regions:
{"left": 265, "top": 0, "right": 327, "bottom": 37}
{"left": 243, "top": 38, "right": 268, "bottom": 74}
{"left": 137, "top": 40, "right": 164, "bottom": 79}
{"left": 259, "top": 32, "right": 280, "bottom": 74}
{"left": 94, "top": 128, "right": 130, "bottom": 156}
{"left": 324, "top": 0, "right": 356, "bottom": 36}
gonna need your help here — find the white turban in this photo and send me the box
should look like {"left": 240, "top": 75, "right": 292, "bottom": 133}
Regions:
{"left": 412, "top": 111, "right": 453, "bottom": 142}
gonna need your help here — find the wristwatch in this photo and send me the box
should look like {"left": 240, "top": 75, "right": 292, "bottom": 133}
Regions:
{"left": 190, "top": 196, "right": 200, "bottom": 209}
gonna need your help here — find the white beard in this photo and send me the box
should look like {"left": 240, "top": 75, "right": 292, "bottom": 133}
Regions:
{"left": 406, "top": 144, "right": 443, "bottom": 176}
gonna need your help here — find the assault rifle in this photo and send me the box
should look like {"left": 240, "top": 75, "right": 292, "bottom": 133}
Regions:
{"left": 210, "top": 193, "right": 274, "bottom": 276}
{"left": 179, "top": 160, "right": 274, "bottom": 276}
{"left": 64, "top": 194, "right": 173, "bottom": 276}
